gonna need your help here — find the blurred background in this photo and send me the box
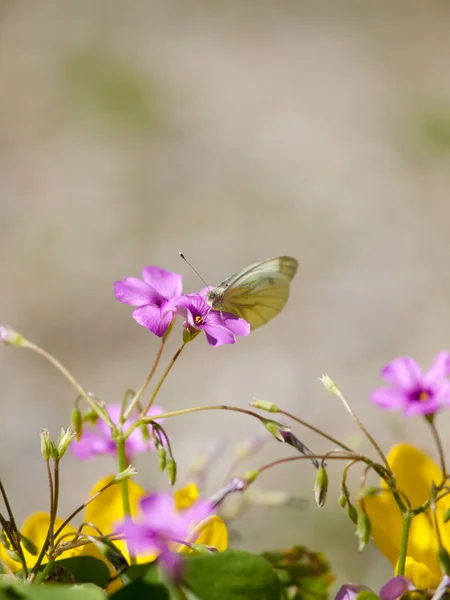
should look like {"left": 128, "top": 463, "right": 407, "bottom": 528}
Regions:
{"left": 2, "top": 0, "right": 450, "bottom": 591}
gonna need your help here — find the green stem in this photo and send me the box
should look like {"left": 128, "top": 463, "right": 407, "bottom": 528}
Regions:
{"left": 33, "top": 559, "right": 55, "bottom": 585}
{"left": 396, "top": 513, "right": 412, "bottom": 576}
{"left": 428, "top": 418, "right": 447, "bottom": 482}
{"left": 334, "top": 388, "right": 391, "bottom": 473}
{"left": 115, "top": 436, "right": 135, "bottom": 565}
{"left": 25, "top": 342, "right": 113, "bottom": 427}
{"left": 126, "top": 404, "right": 266, "bottom": 440}
{"left": 139, "top": 343, "right": 186, "bottom": 417}
{"left": 278, "top": 409, "right": 354, "bottom": 453}
{"left": 123, "top": 337, "right": 168, "bottom": 420}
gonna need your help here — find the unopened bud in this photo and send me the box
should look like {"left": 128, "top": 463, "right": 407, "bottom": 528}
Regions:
{"left": 57, "top": 428, "right": 76, "bottom": 459}
{"left": 189, "top": 543, "right": 217, "bottom": 554}
{"left": 348, "top": 503, "right": 358, "bottom": 524}
{"left": 112, "top": 465, "right": 138, "bottom": 483}
{"left": 242, "top": 469, "right": 259, "bottom": 485}
{"left": 40, "top": 429, "right": 56, "bottom": 461}
{"left": 158, "top": 447, "right": 167, "bottom": 471}
{"left": 319, "top": 374, "right": 340, "bottom": 396}
{"left": 182, "top": 326, "right": 201, "bottom": 344}
{"left": 21, "top": 534, "right": 38, "bottom": 556}
{"left": 250, "top": 399, "right": 279, "bottom": 412}
{"left": 0, "top": 326, "right": 27, "bottom": 348}
{"left": 71, "top": 407, "right": 83, "bottom": 441}
{"left": 167, "top": 458, "right": 177, "bottom": 486}
{"left": 357, "top": 512, "right": 371, "bottom": 551}
{"left": 444, "top": 508, "right": 450, "bottom": 523}
{"left": 263, "top": 419, "right": 291, "bottom": 443}
{"left": 338, "top": 494, "right": 347, "bottom": 508}
{"left": 314, "top": 467, "right": 328, "bottom": 508}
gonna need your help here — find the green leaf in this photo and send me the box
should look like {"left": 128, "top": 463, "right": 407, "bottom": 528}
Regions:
{"left": 110, "top": 562, "right": 170, "bottom": 600}
{"left": 184, "top": 549, "right": 281, "bottom": 600}
{"left": 262, "top": 546, "right": 334, "bottom": 600}
{"left": 46, "top": 556, "right": 110, "bottom": 588}
{"left": 355, "top": 592, "right": 380, "bottom": 600}
{"left": 0, "top": 581, "right": 106, "bottom": 600}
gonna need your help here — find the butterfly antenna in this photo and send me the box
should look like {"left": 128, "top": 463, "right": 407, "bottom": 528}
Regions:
{"left": 179, "top": 252, "right": 211, "bottom": 290}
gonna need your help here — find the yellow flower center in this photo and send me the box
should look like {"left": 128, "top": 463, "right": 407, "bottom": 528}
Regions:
{"left": 195, "top": 315, "right": 204, "bottom": 326}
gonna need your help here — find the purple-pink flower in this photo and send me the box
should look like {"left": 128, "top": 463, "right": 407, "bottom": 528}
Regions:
{"left": 117, "top": 492, "right": 213, "bottom": 575}
{"left": 371, "top": 352, "right": 450, "bottom": 416}
{"left": 177, "top": 295, "right": 250, "bottom": 347}
{"left": 114, "top": 266, "right": 183, "bottom": 337}
{"left": 335, "top": 576, "right": 415, "bottom": 600}
{"left": 71, "top": 403, "right": 164, "bottom": 462}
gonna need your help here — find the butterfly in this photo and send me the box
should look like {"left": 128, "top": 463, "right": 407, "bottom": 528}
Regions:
{"left": 206, "top": 256, "right": 298, "bottom": 329}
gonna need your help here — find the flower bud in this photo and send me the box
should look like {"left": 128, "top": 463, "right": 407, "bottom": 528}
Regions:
{"left": 21, "top": 534, "right": 38, "bottom": 556}
{"left": 182, "top": 326, "right": 201, "bottom": 344}
{"left": 57, "top": 427, "right": 77, "bottom": 459}
{"left": 348, "top": 503, "right": 358, "bottom": 524}
{"left": 250, "top": 399, "right": 279, "bottom": 412}
{"left": 263, "top": 419, "right": 292, "bottom": 443}
{"left": 0, "top": 326, "right": 27, "bottom": 347}
{"left": 319, "top": 374, "right": 340, "bottom": 396}
{"left": 40, "top": 429, "right": 56, "bottom": 461}
{"left": 357, "top": 512, "right": 371, "bottom": 551}
{"left": 444, "top": 508, "right": 450, "bottom": 523}
{"left": 314, "top": 467, "right": 328, "bottom": 508}
{"left": 158, "top": 447, "right": 167, "bottom": 471}
{"left": 112, "top": 465, "right": 138, "bottom": 483}
{"left": 167, "top": 458, "right": 177, "bottom": 486}
{"left": 338, "top": 494, "right": 347, "bottom": 508}
{"left": 71, "top": 407, "right": 83, "bottom": 441}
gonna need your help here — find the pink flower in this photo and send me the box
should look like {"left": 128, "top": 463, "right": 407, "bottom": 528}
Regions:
{"left": 117, "top": 492, "right": 213, "bottom": 575}
{"left": 371, "top": 352, "right": 450, "bottom": 416}
{"left": 71, "top": 403, "right": 164, "bottom": 462}
{"left": 114, "top": 266, "right": 183, "bottom": 337}
{"left": 177, "top": 295, "right": 250, "bottom": 347}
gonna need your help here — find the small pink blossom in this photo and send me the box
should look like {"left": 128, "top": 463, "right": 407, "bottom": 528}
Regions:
{"left": 114, "top": 266, "right": 183, "bottom": 337}
{"left": 371, "top": 352, "right": 450, "bottom": 416}
{"left": 177, "top": 295, "right": 250, "bottom": 347}
{"left": 117, "top": 492, "right": 213, "bottom": 576}
{"left": 71, "top": 403, "right": 164, "bottom": 462}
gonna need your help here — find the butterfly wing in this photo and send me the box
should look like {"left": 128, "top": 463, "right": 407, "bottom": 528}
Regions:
{"left": 207, "top": 256, "right": 298, "bottom": 329}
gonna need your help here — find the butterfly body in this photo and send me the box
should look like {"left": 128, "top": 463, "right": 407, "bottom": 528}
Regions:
{"left": 206, "top": 256, "right": 298, "bottom": 329}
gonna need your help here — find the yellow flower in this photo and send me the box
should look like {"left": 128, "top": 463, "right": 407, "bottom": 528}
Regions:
{"left": 364, "top": 443, "right": 450, "bottom": 589}
{"left": 0, "top": 476, "right": 227, "bottom": 590}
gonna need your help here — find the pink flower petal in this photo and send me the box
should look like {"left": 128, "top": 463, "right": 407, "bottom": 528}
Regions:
{"left": 380, "top": 357, "right": 423, "bottom": 390}
{"left": 424, "top": 351, "right": 450, "bottom": 387}
{"left": 114, "top": 278, "right": 159, "bottom": 307}
{"left": 371, "top": 387, "right": 406, "bottom": 410}
{"left": 141, "top": 267, "right": 183, "bottom": 299}
{"left": 132, "top": 305, "right": 174, "bottom": 337}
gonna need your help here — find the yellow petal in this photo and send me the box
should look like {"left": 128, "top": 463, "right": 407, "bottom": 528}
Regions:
{"left": 21, "top": 512, "right": 79, "bottom": 567}
{"left": 178, "top": 515, "right": 228, "bottom": 554}
{"left": 366, "top": 443, "right": 450, "bottom": 581}
{"left": 385, "top": 444, "right": 443, "bottom": 506}
{"left": 401, "top": 556, "right": 441, "bottom": 589}
{"left": 84, "top": 475, "right": 146, "bottom": 535}
{"left": 174, "top": 484, "right": 199, "bottom": 510}
{"left": 83, "top": 475, "right": 155, "bottom": 566}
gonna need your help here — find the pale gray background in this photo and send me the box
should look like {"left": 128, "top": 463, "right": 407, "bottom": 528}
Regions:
{"left": 1, "top": 0, "right": 450, "bottom": 591}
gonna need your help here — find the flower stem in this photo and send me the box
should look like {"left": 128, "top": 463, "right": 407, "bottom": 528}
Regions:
{"left": 126, "top": 404, "right": 267, "bottom": 440}
{"left": 428, "top": 418, "right": 448, "bottom": 482}
{"left": 123, "top": 337, "right": 167, "bottom": 421}
{"left": 140, "top": 343, "right": 186, "bottom": 417}
{"left": 33, "top": 559, "right": 55, "bottom": 585}
{"left": 25, "top": 341, "right": 113, "bottom": 427}
{"left": 115, "top": 436, "right": 136, "bottom": 565}
{"left": 333, "top": 387, "right": 391, "bottom": 473}
{"left": 396, "top": 513, "right": 412, "bottom": 576}
{"left": 277, "top": 409, "right": 354, "bottom": 453}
